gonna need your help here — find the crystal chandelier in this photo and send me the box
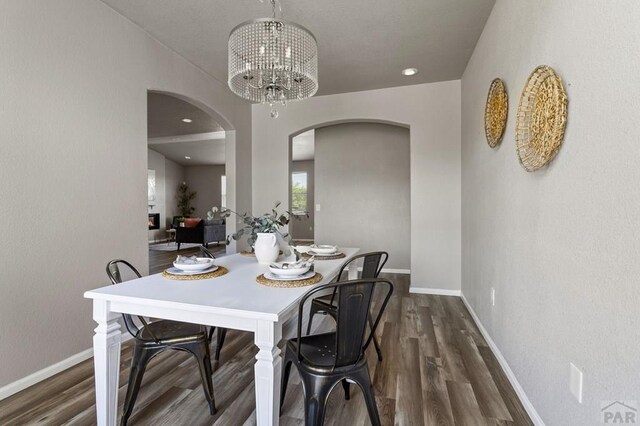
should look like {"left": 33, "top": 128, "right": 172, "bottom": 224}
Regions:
{"left": 228, "top": 0, "right": 318, "bottom": 118}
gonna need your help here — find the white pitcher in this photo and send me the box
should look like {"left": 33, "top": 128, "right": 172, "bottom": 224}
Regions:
{"left": 254, "top": 232, "right": 279, "bottom": 264}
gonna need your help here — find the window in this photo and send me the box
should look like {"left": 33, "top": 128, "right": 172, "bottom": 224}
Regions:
{"left": 221, "top": 175, "right": 227, "bottom": 208}
{"left": 291, "top": 172, "right": 308, "bottom": 214}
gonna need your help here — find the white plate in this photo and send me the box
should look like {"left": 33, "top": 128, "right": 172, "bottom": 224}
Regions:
{"left": 264, "top": 271, "right": 316, "bottom": 281}
{"left": 166, "top": 265, "right": 219, "bottom": 276}
{"left": 308, "top": 250, "right": 343, "bottom": 257}
{"left": 310, "top": 244, "right": 338, "bottom": 255}
{"left": 269, "top": 263, "right": 310, "bottom": 277}
{"left": 173, "top": 257, "right": 215, "bottom": 272}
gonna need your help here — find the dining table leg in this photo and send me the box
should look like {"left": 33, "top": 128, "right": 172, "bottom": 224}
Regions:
{"left": 254, "top": 320, "right": 283, "bottom": 426}
{"left": 92, "top": 299, "right": 122, "bottom": 426}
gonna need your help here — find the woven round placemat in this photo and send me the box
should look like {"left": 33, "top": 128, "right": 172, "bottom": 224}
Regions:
{"left": 256, "top": 272, "right": 323, "bottom": 288}
{"left": 515, "top": 65, "right": 568, "bottom": 172}
{"left": 301, "top": 252, "right": 346, "bottom": 261}
{"left": 484, "top": 78, "right": 508, "bottom": 148}
{"left": 162, "top": 266, "right": 229, "bottom": 281}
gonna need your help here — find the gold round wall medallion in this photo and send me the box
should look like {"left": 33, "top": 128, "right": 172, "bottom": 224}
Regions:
{"left": 515, "top": 66, "right": 568, "bottom": 172}
{"left": 484, "top": 78, "right": 508, "bottom": 147}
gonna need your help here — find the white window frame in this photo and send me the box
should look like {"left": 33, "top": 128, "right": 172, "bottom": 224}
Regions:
{"left": 221, "top": 175, "right": 227, "bottom": 208}
{"left": 291, "top": 172, "right": 308, "bottom": 215}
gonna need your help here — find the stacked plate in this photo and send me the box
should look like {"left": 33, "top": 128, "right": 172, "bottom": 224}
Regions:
{"left": 266, "top": 261, "right": 315, "bottom": 281}
{"left": 166, "top": 256, "right": 218, "bottom": 276}
{"left": 307, "top": 244, "right": 342, "bottom": 257}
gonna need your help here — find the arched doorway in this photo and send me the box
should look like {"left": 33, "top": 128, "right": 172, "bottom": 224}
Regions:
{"left": 288, "top": 120, "right": 411, "bottom": 270}
{"left": 146, "top": 90, "right": 237, "bottom": 269}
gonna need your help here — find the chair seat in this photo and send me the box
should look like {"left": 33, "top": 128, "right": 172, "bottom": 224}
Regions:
{"left": 287, "top": 332, "right": 365, "bottom": 374}
{"left": 137, "top": 320, "right": 207, "bottom": 344}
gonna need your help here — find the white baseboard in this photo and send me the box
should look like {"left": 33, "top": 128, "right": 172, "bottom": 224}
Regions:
{"left": 460, "top": 293, "right": 545, "bottom": 426}
{"left": 409, "top": 286, "right": 462, "bottom": 296}
{"left": 0, "top": 333, "right": 132, "bottom": 401}
{"left": 148, "top": 238, "right": 170, "bottom": 244}
{"left": 381, "top": 268, "right": 410, "bottom": 274}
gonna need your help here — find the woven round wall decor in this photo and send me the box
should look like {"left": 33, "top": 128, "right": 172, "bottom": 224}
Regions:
{"left": 484, "top": 78, "right": 508, "bottom": 147}
{"left": 515, "top": 65, "right": 568, "bottom": 172}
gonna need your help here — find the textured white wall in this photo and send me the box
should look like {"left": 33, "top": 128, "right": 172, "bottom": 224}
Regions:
{"left": 315, "top": 123, "right": 410, "bottom": 270}
{"left": 253, "top": 81, "right": 461, "bottom": 290}
{"left": 0, "top": 0, "right": 251, "bottom": 387}
{"left": 461, "top": 1, "right": 640, "bottom": 424}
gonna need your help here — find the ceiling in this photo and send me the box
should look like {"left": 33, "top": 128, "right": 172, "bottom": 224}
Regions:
{"left": 148, "top": 92, "right": 223, "bottom": 138}
{"left": 149, "top": 138, "right": 225, "bottom": 166}
{"left": 148, "top": 92, "right": 225, "bottom": 166}
{"left": 102, "top": 0, "right": 495, "bottom": 96}
{"left": 292, "top": 130, "right": 314, "bottom": 161}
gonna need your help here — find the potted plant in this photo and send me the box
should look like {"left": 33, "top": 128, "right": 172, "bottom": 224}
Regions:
{"left": 208, "top": 202, "right": 306, "bottom": 264}
{"left": 176, "top": 182, "right": 196, "bottom": 217}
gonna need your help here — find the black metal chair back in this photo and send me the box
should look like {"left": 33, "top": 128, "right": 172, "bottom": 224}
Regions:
{"left": 324, "top": 251, "right": 388, "bottom": 308}
{"left": 297, "top": 279, "right": 393, "bottom": 369}
{"left": 105, "top": 259, "right": 158, "bottom": 342}
{"left": 200, "top": 246, "right": 216, "bottom": 259}
{"left": 336, "top": 251, "right": 388, "bottom": 280}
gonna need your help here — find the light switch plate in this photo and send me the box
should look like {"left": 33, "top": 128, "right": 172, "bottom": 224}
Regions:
{"left": 315, "top": 204, "right": 321, "bottom": 212}
{"left": 570, "top": 362, "right": 583, "bottom": 403}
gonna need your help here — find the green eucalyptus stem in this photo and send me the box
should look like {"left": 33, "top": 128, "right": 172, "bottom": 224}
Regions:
{"left": 207, "top": 201, "right": 308, "bottom": 249}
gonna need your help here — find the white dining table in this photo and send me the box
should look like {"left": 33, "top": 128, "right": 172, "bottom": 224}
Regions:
{"left": 84, "top": 247, "right": 359, "bottom": 426}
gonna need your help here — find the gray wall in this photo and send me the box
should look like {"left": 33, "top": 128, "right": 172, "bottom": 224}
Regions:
{"left": 252, "top": 81, "right": 461, "bottom": 290}
{"left": 147, "top": 149, "right": 167, "bottom": 241}
{"left": 147, "top": 147, "right": 185, "bottom": 237}
{"left": 0, "top": 0, "right": 251, "bottom": 390}
{"left": 290, "top": 160, "right": 315, "bottom": 240}
{"left": 184, "top": 165, "right": 226, "bottom": 219}
{"left": 315, "top": 123, "right": 410, "bottom": 269}
{"left": 461, "top": 1, "right": 640, "bottom": 424}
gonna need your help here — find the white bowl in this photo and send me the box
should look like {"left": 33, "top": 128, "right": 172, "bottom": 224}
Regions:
{"left": 292, "top": 245, "right": 312, "bottom": 254}
{"left": 310, "top": 244, "right": 337, "bottom": 255}
{"left": 173, "top": 257, "right": 215, "bottom": 272}
{"left": 269, "top": 263, "right": 311, "bottom": 278}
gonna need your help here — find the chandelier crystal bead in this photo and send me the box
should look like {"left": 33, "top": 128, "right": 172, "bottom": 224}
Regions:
{"left": 228, "top": 1, "right": 318, "bottom": 117}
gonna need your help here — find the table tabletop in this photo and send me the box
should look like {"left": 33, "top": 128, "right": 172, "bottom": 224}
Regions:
{"left": 85, "top": 247, "right": 359, "bottom": 322}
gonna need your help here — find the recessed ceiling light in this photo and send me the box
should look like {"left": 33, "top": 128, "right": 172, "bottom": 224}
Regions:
{"left": 401, "top": 68, "right": 418, "bottom": 76}
{"left": 184, "top": 156, "right": 191, "bottom": 160}
{"left": 181, "top": 118, "right": 192, "bottom": 123}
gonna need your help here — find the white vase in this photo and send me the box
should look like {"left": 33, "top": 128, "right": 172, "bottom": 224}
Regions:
{"left": 254, "top": 232, "right": 280, "bottom": 264}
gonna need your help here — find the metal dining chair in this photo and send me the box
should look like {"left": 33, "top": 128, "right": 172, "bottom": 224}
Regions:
{"left": 281, "top": 278, "right": 394, "bottom": 426}
{"left": 199, "top": 247, "right": 229, "bottom": 362}
{"left": 106, "top": 260, "right": 216, "bottom": 425}
{"left": 305, "top": 251, "right": 389, "bottom": 361}
{"left": 200, "top": 245, "right": 217, "bottom": 259}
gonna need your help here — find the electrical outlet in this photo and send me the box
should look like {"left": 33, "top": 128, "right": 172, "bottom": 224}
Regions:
{"left": 570, "top": 362, "right": 584, "bottom": 403}
{"left": 491, "top": 287, "right": 495, "bottom": 306}
{"left": 315, "top": 204, "right": 321, "bottom": 212}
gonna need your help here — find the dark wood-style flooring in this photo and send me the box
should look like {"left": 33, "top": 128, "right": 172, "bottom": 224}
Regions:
{"left": 0, "top": 248, "right": 532, "bottom": 425}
